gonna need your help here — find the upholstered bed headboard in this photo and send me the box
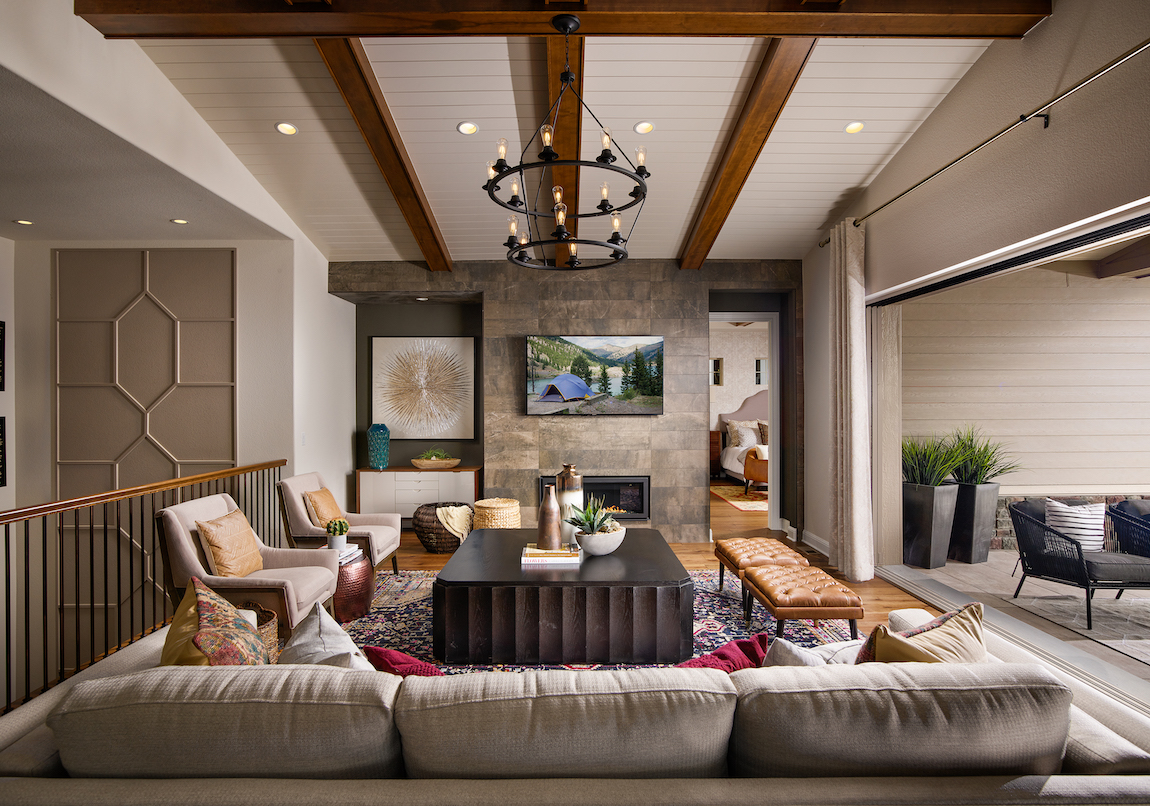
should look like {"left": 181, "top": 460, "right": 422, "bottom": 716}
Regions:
{"left": 717, "top": 390, "right": 771, "bottom": 447}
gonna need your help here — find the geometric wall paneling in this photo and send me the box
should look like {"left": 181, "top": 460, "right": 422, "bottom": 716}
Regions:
{"left": 57, "top": 322, "right": 114, "bottom": 384}
{"left": 55, "top": 249, "right": 236, "bottom": 498}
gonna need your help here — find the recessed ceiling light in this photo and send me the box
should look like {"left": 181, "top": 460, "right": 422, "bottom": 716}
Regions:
{"left": 13, "top": 219, "right": 33, "bottom": 226}
{"left": 456, "top": 121, "right": 479, "bottom": 135}
{"left": 415, "top": 297, "right": 429, "bottom": 301}
{"left": 170, "top": 219, "right": 189, "bottom": 225}
{"left": 633, "top": 121, "right": 655, "bottom": 135}
{"left": 275, "top": 122, "right": 298, "bottom": 136}
{"left": 843, "top": 121, "right": 865, "bottom": 134}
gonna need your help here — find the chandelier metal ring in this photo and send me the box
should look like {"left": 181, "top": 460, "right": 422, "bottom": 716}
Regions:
{"left": 506, "top": 236, "right": 628, "bottom": 271}
{"left": 487, "top": 161, "right": 648, "bottom": 219}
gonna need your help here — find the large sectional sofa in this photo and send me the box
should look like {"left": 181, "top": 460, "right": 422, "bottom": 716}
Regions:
{"left": 2, "top": 610, "right": 1150, "bottom": 806}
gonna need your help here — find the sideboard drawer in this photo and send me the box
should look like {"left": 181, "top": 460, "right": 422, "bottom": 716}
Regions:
{"left": 356, "top": 468, "right": 479, "bottom": 516}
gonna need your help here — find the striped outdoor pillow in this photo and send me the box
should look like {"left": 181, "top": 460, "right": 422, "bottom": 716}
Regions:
{"left": 1045, "top": 499, "right": 1106, "bottom": 552}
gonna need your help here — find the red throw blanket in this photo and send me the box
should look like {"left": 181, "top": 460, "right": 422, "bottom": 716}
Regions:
{"left": 675, "top": 633, "right": 771, "bottom": 672}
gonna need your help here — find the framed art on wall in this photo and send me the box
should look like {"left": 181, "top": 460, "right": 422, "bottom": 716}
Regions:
{"left": 371, "top": 337, "right": 474, "bottom": 439}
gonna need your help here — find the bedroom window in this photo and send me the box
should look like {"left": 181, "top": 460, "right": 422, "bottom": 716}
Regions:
{"left": 754, "top": 358, "right": 766, "bottom": 385}
{"left": 709, "top": 358, "right": 723, "bottom": 386}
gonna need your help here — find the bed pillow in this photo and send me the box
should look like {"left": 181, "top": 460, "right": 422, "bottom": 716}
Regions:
{"left": 304, "top": 487, "right": 343, "bottom": 528}
{"left": 757, "top": 422, "right": 769, "bottom": 443}
{"left": 726, "top": 419, "right": 763, "bottom": 448}
{"left": 194, "top": 508, "right": 263, "bottom": 577}
{"left": 1045, "top": 498, "right": 1106, "bottom": 552}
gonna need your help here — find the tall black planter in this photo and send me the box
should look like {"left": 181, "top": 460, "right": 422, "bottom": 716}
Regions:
{"left": 903, "top": 482, "right": 958, "bottom": 569}
{"left": 948, "top": 482, "right": 1000, "bottom": 564}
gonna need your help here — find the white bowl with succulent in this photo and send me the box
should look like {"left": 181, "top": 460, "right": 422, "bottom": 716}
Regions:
{"left": 564, "top": 495, "right": 626, "bottom": 556}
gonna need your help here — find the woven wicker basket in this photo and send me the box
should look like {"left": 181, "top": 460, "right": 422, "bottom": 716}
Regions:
{"left": 243, "top": 601, "right": 280, "bottom": 663}
{"left": 473, "top": 497, "right": 521, "bottom": 529}
{"left": 412, "top": 502, "right": 472, "bottom": 553}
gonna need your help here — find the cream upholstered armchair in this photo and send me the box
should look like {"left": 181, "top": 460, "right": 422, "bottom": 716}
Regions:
{"left": 277, "top": 472, "right": 400, "bottom": 574}
{"left": 155, "top": 493, "right": 338, "bottom": 635}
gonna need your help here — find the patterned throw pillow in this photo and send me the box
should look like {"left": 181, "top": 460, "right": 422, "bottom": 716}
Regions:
{"left": 304, "top": 487, "right": 343, "bottom": 528}
{"left": 855, "top": 602, "right": 984, "bottom": 664}
{"left": 1045, "top": 498, "right": 1106, "bottom": 552}
{"left": 195, "top": 508, "right": 263, "bottom": 577}
{"left": 160, "top": 578, "right": 268, "bottom": 667}
{"left": 757, "top": 422, "right": 769, "bottom": 444}
{"left": 726, "top": 419, "right": 764, "bottom": 448}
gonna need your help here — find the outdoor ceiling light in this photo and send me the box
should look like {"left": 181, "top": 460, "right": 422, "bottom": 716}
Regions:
{"left": 13, "top": 219, "right": 33, "bottom": 225}
{"left": 170, "top": 219, "right": 189, "bottom": 225}
{"left": 275, "top": 122, "right": 299, "bottom": 136}
{"left": 844, "top": 121, "right": 865, "bottom": 134}
{"left": 633, "top": 121, "right": 655, "bottom": 135}
{"left": 484, "top": 14, "right": 650, "bottom": 271}
{"left": 457, "top": 121, "right": 479, "bottom": 135}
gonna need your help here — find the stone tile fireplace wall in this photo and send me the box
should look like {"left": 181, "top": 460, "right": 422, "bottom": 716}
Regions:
{"left": 331, "top": 259, "right": 801, "bottom": 543}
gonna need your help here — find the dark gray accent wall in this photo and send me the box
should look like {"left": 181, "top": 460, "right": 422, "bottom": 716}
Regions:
{"left": 332, "top": 259, "right": 801, "bottom": 543}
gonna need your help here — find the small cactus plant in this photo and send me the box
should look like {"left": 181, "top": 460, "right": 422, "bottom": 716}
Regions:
{"left": 564, "top": 495, "right": 622, "bottom": 535}
{"left": 325, "top": 517, "right": 350, "bottom": 537}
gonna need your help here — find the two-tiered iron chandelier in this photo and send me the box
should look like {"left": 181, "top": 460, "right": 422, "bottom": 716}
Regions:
{"left": 483, "top": 14, "right": 650, "bottom": 270}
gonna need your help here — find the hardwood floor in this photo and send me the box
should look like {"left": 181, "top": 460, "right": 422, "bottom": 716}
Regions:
{"left": 393, "top": 483, "right": 937, "bottom": 641}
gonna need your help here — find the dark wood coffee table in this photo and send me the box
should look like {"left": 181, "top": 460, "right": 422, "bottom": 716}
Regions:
{"left": 433, "top": 528, "right": 693, "bottom": 665}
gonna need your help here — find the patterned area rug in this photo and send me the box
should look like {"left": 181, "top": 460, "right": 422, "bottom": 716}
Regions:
{"left": 343, "top": 570, "right": 852, "bottom": 673}
{"left": 710, "top": 485, "right": 770, "bottom": 512}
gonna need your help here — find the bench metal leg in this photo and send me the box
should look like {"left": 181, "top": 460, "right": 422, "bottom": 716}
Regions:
{"left": 718, "top": 563, "right": 725, "bottom": 591}
{"left": 776, "top": 618, "right": 786, "bottom": 640}
{"left": 849, "top": 619, "right": 858, "bottom": 640}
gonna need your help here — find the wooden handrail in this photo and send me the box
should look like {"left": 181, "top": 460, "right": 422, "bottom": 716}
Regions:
{"left": 0, "top": 460, "right": 288, "bottom": 526}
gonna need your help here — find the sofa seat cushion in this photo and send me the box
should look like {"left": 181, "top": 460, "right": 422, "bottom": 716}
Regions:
{"left": 1084, "top": 552, "right": 1150, "bottom": 583}
{"left": 247, "top": 565, "right": 332, "bottom": 609}
{"left": 46, "top": 666, "right": 403, "bottom": 779}
{"left": 729, "top": 662, "right": 1072, "bottom": 777}
{"left": 395, "top": 668, "right": 737, "bottom": 779}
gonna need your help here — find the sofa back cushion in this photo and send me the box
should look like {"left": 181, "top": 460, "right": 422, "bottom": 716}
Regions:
{"left": 46, "top": 666, "right": 403, "bottom": 779}
{"left": 396, "top": 668, "right": 737, "bottom": 778}
{"left": 729, "top": 662, "right": 1071, "bottom": 777}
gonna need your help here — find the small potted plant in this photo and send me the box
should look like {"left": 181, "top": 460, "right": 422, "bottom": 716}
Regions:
{"left": 565, "top": 494, "right": 626, "bottom": 556}
{"left": 411, "top": 447, "right": 461, "bottom": 469}
{"left": 902, "top": 435, "right": 968, "bottom": 568}
{"left": 326, "top": 517, "right": 350, "bottom": 552}
{"left": 948, "top": 426, "right": 1021, "bottom": 564}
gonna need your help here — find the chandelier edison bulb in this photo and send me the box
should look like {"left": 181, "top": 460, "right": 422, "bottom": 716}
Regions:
{"left": 482, "top": 14, "right": 650, "bottom": 271}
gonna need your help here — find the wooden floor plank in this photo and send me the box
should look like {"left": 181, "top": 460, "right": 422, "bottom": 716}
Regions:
{"left": 393, "top": 486, "right": 937, "bottom": 641}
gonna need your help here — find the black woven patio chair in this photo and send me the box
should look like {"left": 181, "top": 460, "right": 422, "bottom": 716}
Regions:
{"left": 1008, "top": 500, "right": 1150, "bottom": 630}
{"left": 1109, "top": 500, "right": 1150, "bottom": 559}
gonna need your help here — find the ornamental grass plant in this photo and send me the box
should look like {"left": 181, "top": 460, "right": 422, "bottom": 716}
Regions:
{"left": 901, "top": 435, "right": 968, "bottom": 487}
{"left": 948, "top": 426, "right": 1021, "bottom": 485}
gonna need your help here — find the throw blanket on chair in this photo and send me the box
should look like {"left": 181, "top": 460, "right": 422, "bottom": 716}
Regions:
{"left": 437, "top": 506, "right": 473, "bottom": 540}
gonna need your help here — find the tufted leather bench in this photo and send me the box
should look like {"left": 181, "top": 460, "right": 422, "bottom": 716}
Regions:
{"left": 742, "top": 565, "right": 863, "bottom": 641}
{"left": 714, "top": 537, "right": 809, "bottom": 593}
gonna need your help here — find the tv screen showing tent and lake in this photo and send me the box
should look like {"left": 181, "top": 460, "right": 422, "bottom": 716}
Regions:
{"left": 526, "top": 335, "right": 664, "bottom": 416}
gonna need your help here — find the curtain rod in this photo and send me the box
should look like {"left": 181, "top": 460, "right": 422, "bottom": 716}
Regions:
{"left": 818, "top": 35, "right": 1150, "bottom": 248}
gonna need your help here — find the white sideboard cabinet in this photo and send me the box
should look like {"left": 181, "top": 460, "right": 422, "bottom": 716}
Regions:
{"left": 356, "top": 467, "right": 481, "bottom": 518}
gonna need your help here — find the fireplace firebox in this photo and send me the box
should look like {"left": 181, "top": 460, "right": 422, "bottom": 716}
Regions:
{"left": 538, "top": 475, "right": 650, "bottom": 520}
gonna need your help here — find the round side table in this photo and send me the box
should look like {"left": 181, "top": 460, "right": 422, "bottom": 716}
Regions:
{"left": 333, "top": 554, "right": 374, "bottom": 622}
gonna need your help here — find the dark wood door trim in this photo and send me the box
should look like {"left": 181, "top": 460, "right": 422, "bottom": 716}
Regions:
{"left": 314, "top": 37, "right": 452, "bottom": 272}
{"left": 679, "top": 37, "right": 816, "bottom": 271}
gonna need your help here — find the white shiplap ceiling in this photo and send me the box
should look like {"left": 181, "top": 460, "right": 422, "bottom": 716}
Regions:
{"left": 139, "top": 35, "right": 990, "bottom": 264}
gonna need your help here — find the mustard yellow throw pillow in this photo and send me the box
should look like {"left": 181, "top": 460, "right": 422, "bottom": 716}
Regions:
{"left": 195, "top": 508, "right": 263, "bottom": 577}
{"left": 304, "top": 487, "right": 343, "bottom": 528}
{"left": 160, "top": 578, "right": 268, "bottom": 666}
{"left": 856, "top": 602, "right": 986, "bottom": 664}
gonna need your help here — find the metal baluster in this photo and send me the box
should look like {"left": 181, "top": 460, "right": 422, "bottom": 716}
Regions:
{"left": 43, "top": 517, "right": 49, "bottom": 696}
{"left": 73, "top": 509, "right": 80, "bottom": 678}
{"left": 5, "top": 523, "right": 11, "bottom": 712}
{"left": 128, "top": 501, "right": 135, "bottom": 642}
{"left": 115, "top": 500, "right": 123, "bottom": 649}
{"left": 102, "top": 503, "right": 109, "bottom": 655}
{"left": 24, "top": 521, "right": 31, "bottom": 706}
{"left": 88, "top": 506, "right": 95, "bottom": 669}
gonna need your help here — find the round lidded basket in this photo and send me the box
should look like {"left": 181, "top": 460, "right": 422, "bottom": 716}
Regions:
{"left": 473, "top": 497, "right": 522, "bottom": 529}
{"left": 412, "top": 502, "right": 472, "bottom": 553}
{"left": 411, "top": 458, "right": 461, "bottom": 469}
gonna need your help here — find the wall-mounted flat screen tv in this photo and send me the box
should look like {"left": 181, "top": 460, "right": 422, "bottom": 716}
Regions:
{"left": 527, "top": 335, "right": 664, "bottom": 416}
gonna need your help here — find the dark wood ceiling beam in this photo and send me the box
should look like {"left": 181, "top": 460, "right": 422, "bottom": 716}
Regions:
{"left": 76, "top": 1, "right": 1051, "bottom": 39}
{"left": 314, "top": 37, "right": 451, "bottom": 272}
{"left": 678, "top": 37, "right": 817, "bottom": 271}
{"left": 547, "top": 34, "right": 584, "bottom": 267}
{"left": 1093, "top": 236, "right": 1150, "bottom": 279}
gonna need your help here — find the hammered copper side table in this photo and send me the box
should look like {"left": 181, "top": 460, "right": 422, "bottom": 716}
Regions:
{"left": 332, "top": 554, "right": 374, "bottom": 622}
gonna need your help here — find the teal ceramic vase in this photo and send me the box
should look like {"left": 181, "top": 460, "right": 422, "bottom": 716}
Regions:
{"left": 368, "top": 423, "right": 390, "bottom": 470}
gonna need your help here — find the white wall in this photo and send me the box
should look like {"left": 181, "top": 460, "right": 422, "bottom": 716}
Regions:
{"left": 853, "top": 0, "right": 1150, "bottom": 299}
{"left": 801, "top": 242, "right": 833, "bottom": 547}
{"left": 902, "top": 266, "right": 1150, "bottom": 496}
{"left": 1, "top": 2, "right": 359, "bottom": 509}
{"left": 0, "top": 237, "right": 14, "bottom": 511}
{"left": 708, "top": 326, "right": 770, "bottom": 431}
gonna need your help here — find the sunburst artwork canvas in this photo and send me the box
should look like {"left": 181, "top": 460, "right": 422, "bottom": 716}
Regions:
{"left": 371, "top": 338, "right": 474, "bottom": 439}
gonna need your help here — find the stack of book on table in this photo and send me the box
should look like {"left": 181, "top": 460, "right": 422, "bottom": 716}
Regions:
{"left": 521, "top": 542, "right": 582, "bottom": 567}
{"left": 335, "top": 543, "right": 363, "bottom": 566}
